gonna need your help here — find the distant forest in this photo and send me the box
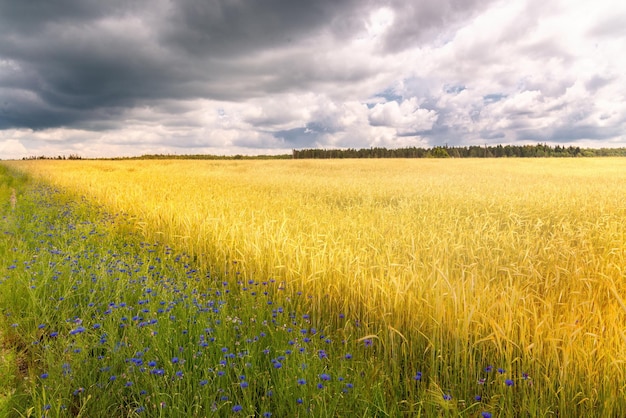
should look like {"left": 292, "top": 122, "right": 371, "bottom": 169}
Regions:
{"left": 291, "top": 144, "right": 626, "bottom": 159}
{"left": 20, "top": 143, "right": 626, "bottom": 160}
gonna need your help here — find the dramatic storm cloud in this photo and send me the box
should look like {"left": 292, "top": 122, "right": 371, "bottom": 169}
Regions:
{"left": 1, "top": 0, "right": 624, "bottom": 158}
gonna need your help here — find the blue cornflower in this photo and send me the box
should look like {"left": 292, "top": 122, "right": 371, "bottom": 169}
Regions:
{"left": 443, "top": 394, "right": 452, "bottom": 401}
{"left": 240, "top": 381, "right": 249, "bottom": 388}
{"left": 69, "top": 326, "right": 85, "bottom": 335}
{"left": 171, "top": 357, "right": 179, "bottom": 364}
{"left": 40, "top": 373, "right": 48, "bottom": 379}
{"left": 481, "top": 413, "right": 492, "bottom": 418}
{"left": 505, "top": 379, "right": 514, "bottom": 386}
{"left": 320, "top": 373, "right": 331, "bottom": 381}
{"left": 318, "top": 350, "right": 327, "bottom": 359}
{"left": 232, "top": 405, "right": 243, "bottom": 413}
{"left": 414, "top": 371, "right": 422, "bottom": 381}
{"left": 497, "top": 368, "right": 505, "bottom": 374}
{"left": 363, "top": 339, "right": 373, "bottom": 347}
{"left": 297, "top": 378, "right": 306, "bottom": 385}
{"left": 263, "top": 412, "right": 272, "bottom": 417}
{"left": 344, "top": 353, "right": 352, "bottom": 360}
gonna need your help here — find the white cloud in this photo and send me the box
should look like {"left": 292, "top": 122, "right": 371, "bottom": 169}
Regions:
{"left": 369, "top": 98, "right": 438, "bottom": 135}
{"left": 0, "top": 138, "right": 28, "bottom": 159}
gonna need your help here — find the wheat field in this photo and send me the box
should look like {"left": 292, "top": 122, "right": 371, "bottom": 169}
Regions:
{"left": 6, "top": 157, "right": 626, "bottom": 415}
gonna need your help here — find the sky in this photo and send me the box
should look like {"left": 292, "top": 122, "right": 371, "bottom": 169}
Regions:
{"left": 1, "top": 0, "right": 625, "bottom": 159}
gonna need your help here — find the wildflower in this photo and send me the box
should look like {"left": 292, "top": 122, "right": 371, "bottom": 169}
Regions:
{"left": 344, "top": 353, "right": 352, "bottom": 360}
{"left": 318, "top": 350, "right": 327, "bottom": 359}
{"left": 263, "top": 413, "right": 272, "bottom": 417}
{"left": 240, "top": 381, "right": 249, "bottom": 389}
{"left": 232, "top": 405, "right": 243, "bottom": 413}
{"left": 497, "top": 368, "right": 505, "bottom": 374}
{"left": 414, "top": 371, "right": 422, "bottom": 381}
{"left": 363, "top": 339, "right": 373, "bottom": 347}
{"left": 40, "top": 373, "right": 49, "bottom": 379}
{"left": 297, "top": 378, "right": 306, "bottom": 385}
{"left": 320, "top": 373, "right": 331, "bottom": 381}
{"left": 69, "top": 326, "right": 85, "bottom": 335}
{"left": 443, "top": 394, "right": 452, "bottom": 401}
{"left": 505, "top": 379, "right": 514, "bottom": 387}
{"left": 481, "top": 413, "right": 492, "bottom": 418}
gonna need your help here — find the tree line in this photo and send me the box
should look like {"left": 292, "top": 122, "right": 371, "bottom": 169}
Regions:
{"left": 17, "top": 144, "right": 626, "bottom": 161}
{"left": 292, "top": 144, "right": 626, "bottom": 159}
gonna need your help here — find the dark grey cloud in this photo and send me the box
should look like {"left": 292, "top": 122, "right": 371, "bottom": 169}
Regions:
{"left": 0, "top": 0, "right": 377, "bottom": 131}
{"left": 380, "top": 0, "right": 499, "bottom": 52}
{"left": 272, "top": 127, "right": 320, "bottom": 148}
{"left": 162, "top": 0, "right": 367, "bottom": 57}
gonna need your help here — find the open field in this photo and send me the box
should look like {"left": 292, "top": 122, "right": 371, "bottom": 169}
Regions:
{"left": 2, "top": 158, "right": 626, "bottom": 416}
